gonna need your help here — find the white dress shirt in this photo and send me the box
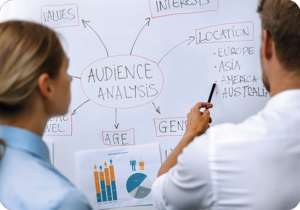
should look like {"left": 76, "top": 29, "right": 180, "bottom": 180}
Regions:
{"left": 152, "top": 89, "right": 300, "bottom": 210}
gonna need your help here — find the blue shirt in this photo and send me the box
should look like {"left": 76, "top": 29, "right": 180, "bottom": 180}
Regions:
{"left": 0, "top": 125, "right": 92, "bottom": 210}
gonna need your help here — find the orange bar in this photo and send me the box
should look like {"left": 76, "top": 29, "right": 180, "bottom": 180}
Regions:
{"left": 104, "top": 168, "right": 111, "bottom": 186}
{"left": 94, "top": 171, "right": 101, "bottom": 194}
{"left": 109, "top": 165, "right": 115, "bottom": 181}
{"left": 99, "top": 171, "right": 105, "bottom": 181}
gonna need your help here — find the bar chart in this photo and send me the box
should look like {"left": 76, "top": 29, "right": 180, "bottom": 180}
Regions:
{"left": 93, "top": 160, "right": 118, "bottom": 203}
{"left": 109, "top": 164, "right": 118, "bottom": 200}
{"left": 93, "top": 165, "right": 102, "bottom": 202}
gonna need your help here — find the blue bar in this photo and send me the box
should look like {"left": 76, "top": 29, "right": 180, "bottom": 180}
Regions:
{"left": 100, "top": 181, "right": 107, "bottom": 202}
{"left": 106, "top": 185, "right": 112, "bottom": 201}
{"left": 111, "top": 181, "right": 118, "bottom": 200}
{"left": 96, "top": 193, "right": 102, "bottom": 202}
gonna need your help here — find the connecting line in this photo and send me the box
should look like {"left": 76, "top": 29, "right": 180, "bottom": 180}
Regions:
{"left": 72, "top": 100, "right": 90, "bottom": 116}
{"left": 82, "top": 19, "right": 109, "bottom": 57}
{"left": 114, "top": 109, "right": 119, "bottom": 129}
{"left": 71, "top": 76, "right": 81, "bottom": 80}
{"left": 130, "top": 18, "right": 151, "bottom": 55}
{"left": 152, "top": 102, "right": 161, "bottom": 114}
{"left": 157, "top": 39, "right": 190, "bottom": 65}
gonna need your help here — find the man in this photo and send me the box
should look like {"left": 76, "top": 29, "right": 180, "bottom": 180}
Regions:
{"left": 152, "top": 0, "right": 300, "bottom": 209}
{"left": 130, "top": 157, "right": 137, "bottom": 171}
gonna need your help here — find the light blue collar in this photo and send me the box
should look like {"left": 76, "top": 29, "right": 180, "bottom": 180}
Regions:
{"left": 0, "top": 125, "right": 50, "bottom": 163}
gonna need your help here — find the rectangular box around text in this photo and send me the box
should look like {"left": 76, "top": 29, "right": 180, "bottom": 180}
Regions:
{"left": 196, "top": 21, "right": 255, "bottom": 44}
{"left": 41, "top": 4, "right": 79, "bottom": 28}
{"left": 149, "top": 0, "right": 219, "bottom": 18}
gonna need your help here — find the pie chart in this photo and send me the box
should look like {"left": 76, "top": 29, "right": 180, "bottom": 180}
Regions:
{"left": 126, "top": 173, "right": 151, "bottom": 199}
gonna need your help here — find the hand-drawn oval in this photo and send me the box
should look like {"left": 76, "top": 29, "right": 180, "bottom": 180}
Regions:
{"left": 81, "top": 55, "right": 164, "bottom": 109}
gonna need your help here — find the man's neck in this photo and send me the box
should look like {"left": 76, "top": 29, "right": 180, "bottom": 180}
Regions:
{"left": 270, "top": 71, "right": 300, "bottom": 97}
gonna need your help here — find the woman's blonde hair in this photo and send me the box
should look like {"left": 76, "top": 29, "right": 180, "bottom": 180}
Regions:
{"left": 0, "top": 20, "right": 65, "bottom": 161}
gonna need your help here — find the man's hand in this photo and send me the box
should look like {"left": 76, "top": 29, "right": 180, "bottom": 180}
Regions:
{"left": 157, "top": 102, "right": 213, "bottom": 177}
{"left": 185, "top": 102, "right": 213, "bottom": 140}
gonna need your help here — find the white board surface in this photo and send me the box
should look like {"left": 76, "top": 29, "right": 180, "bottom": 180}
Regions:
{"left": 0, "top": 0, "right": 269, "bottom": 209}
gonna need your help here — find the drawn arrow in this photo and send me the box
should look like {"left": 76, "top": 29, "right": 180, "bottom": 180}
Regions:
{"left": 72, "top": 100, "right": 90, "bottom": 116}
{"left": 71, "top": 76, "right": 81, "bottom": 80}
{"left": 82, "top": 19, "right": 109, "bottom": 57}
{"left": 114, "top": 109, "right": 119, "bottom": 129}
{"left": 188, "top": 36, "right": 195, "bottom": 45}
{"left": 130, "top": 18, "right": 151, "bottom": 55}
{"left": 152, "top": 102, "right": 161, "bottom": 114}
{"left": 158, "top": 36, "right": 195, "bottom": 65}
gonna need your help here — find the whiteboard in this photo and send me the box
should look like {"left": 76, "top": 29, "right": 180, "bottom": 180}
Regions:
{"left": 0, "top": 0, "right": 269, "bottom": 209}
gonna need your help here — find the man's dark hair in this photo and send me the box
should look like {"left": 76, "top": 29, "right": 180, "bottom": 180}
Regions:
{"left": 258, "top": 0, "right": 300, "bottom": 72}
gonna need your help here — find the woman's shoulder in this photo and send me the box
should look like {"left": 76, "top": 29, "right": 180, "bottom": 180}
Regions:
{"left": 0, "top": 146, "right": 70, "bottom": 189}
{"left": 0, "top": 147, "right": 92, "bottom": 210}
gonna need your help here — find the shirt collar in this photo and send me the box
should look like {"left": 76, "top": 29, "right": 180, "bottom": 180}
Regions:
{"left": 265, "top": 89, "right": 300, "bottom": 110}
{"left": 0, "top": 125, "right": 50, "bottom": 163}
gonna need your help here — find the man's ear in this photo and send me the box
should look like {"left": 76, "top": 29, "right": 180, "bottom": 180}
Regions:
{"left": 262, "top": 29, "right": 274, "bottom": 60}
{"left": 37, "top": 73, "right": 54, "bottom": 102}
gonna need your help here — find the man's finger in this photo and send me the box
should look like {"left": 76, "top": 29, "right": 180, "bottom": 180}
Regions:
{"left": 207, "top": 103, "right": 213, "bottom": 109}
{"left": 194, "top": 102, "right": 213, "bottom": 110}
{"left": 203, "top": 109, "right": 210, "bottom": 115}
{"left": 209, "top": 117, "right": 213, "bottom": 124}
{"left": 203, "top": 110, "right": 210, "bottom": 121}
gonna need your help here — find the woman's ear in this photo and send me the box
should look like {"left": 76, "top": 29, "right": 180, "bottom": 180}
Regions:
{"left": 37, "top": 73, "right": 54, "bottom": 102}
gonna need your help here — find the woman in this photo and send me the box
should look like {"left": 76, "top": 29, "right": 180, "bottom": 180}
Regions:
{"left": 0, "top": 20, "right": 92, "bottom": 210}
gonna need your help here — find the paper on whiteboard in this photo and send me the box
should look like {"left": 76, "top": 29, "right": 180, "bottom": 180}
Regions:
{"left": 76, "top": 144, "right": 161, "bottom": 209}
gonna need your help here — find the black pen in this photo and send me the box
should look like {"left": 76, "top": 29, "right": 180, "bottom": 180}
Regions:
{"left": 207, "top": 83, "right": 216, "bottom": 107}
